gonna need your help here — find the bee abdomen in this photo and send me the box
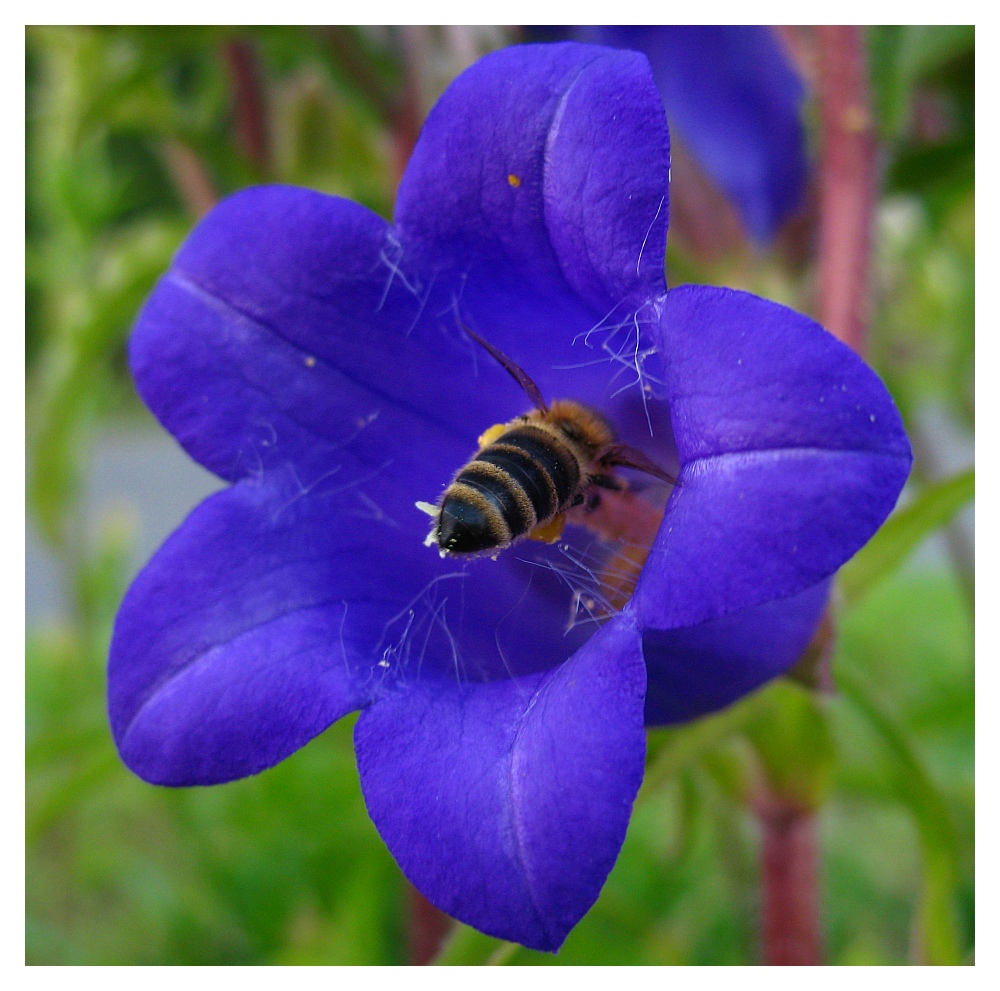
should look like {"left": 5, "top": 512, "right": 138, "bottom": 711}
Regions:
{"left": 455, "top": 462, "right": 534, "bottom": 534}
{"left": 474, "top": 444, "right": 558, "bottom": 522}
{"left": 436, "top": 425, "right": 583, "bottom": 555}
{"left": 490, "top": 426, "right": 581, "bottom": 510}
{"left": 437, "top": 460, "right": 533, "bottom": 554}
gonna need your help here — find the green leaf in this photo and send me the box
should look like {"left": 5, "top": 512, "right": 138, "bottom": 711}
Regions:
{"left": 643, "top": 681, "right": 835, "bottom": 813}
{"left": 270, "top": 66, "right": 392, "bottom": 217}
{"left": 836, "top": 667, "right": 963, "bottom": 965}
{"left": 838, "top": 468, "right": 974, "bottom": 605}
{"left": 743, "top": 680, "right": 836, "bottom": 810}
{"left": 868, "top": 26, "right": 975, "bottom": 142}
{"left": 872, "top": 191, "right": 974, "bottom": 431}
{"left": 640, "top": 691, "right": 766, "bottom": 801}
{"left": 887, "top": 134, "right": 974, "bottom": 205}
{"left": 28, "top": 219, "right": 185, "bottom": 547}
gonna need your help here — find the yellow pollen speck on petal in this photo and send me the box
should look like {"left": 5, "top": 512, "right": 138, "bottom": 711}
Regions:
{"left": 507, "top": 173, "right": 521, "bottom": 188}
{"left": 304, "top": 356, "right": 317, "bottom": 367}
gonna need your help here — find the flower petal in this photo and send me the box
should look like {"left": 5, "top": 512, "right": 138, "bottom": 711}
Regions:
{"left": 131, "top": 185, "right": 514, "bottom": 492}
{"left": 662, "top": 286, "right": 911, "bottom": 462}
{"left": 594, "top": 26, "right": 807, "bottom": 243}
{"left": 394, "top": 41, "right": 670, "bottom": 440}
{"left": 108, "top": 481, "right": 397, "bottom": 785}
{"left": 642, "top": 580, "right": 829, "bottom": 725}
{"left": 130, "top": 182, "right": 672, "bottom": 503}
{"left": 354, "top": 616, "right": 647, "bottom": 951}
{"left": 632, "top": 286, "right": 911, "bottom": 629}
{"left": 396, "top": 38, "right": 671, "bottom": 459}
{"left": 397, "top": 42, "right": 668, "bottom": 317}
{"left": 110, "top": 474, "right": 614, "bottom": 787}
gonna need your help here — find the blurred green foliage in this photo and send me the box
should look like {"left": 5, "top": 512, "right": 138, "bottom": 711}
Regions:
{"left": 26, "top": 26, "right": 973, "bottom": 964}
{"left": 26, "top": 25, "right": 395, "bottom": 550}
{"left": 839, "top": 467, "right": 974, "bottom": 606}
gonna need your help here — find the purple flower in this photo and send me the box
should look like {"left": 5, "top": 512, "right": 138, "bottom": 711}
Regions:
{"left": 543, "top": 26, "right": 809, "bottom": 243}
{"left": 109, "top": 43, "right": 910, "bottom": 951}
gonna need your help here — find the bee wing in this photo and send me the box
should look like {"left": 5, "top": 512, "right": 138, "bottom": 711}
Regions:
{"left": 461, "top": 322, "right": 549, "bottom": 414}
{"left": 597, "top": 443, "right": 679, "bottom": 487}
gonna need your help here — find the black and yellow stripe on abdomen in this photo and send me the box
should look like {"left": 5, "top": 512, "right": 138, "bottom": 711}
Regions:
{"left": 452, "top": 460, "right": 534, "bottom": 542}
{"left": 474, "top": 443, "right": 557, "bottom": 525}
{"left": 441, "top": 424, "right": 584, "bottom": 551}
{"left": 489, "top": 425, "right": 581, "bottom": 512}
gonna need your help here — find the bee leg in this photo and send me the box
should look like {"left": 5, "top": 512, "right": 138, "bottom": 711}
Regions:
{"left": 595, "top": 443, "right": 679, "bottom": 486}
{"left": 579, "top": 478, "right": 619, "bottom": 514}
{"left": 528, "top": 513, "right": 566, "bottom": 544}
{"left": 590, "top": 473, "right": 625, "bottom": 491}
{"left": 568, "top": 489, "right": 604, "bottom": 515}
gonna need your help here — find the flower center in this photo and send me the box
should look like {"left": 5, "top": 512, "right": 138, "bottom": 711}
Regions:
{"left": 566, "top": 484, "right": 665, "bottom": 612}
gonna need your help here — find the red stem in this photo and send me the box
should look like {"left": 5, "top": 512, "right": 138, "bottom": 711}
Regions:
{"left": 406, "top": 882, "right": 453, "bottom": 965}
{"left": 390, "top": 27, "right": 427, "bottom": 191}
{"left": 755, "top": 26, "right": 876, "bottom": 968}
{"left": 225, "top": 38, "right": 270, "bottom": 174}
{"left": 160, "top": 138, "right": 216, "bottom": 218}
{"left": 757, "top": 788, "right": 823, "bottom": 965}
{"left": 816, "top": 25, "right": 877, "bottom": 355}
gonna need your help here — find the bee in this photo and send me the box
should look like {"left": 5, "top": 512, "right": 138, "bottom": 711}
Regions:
{"left": 418, "top": 325, "right": 677, "bottom": 557}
